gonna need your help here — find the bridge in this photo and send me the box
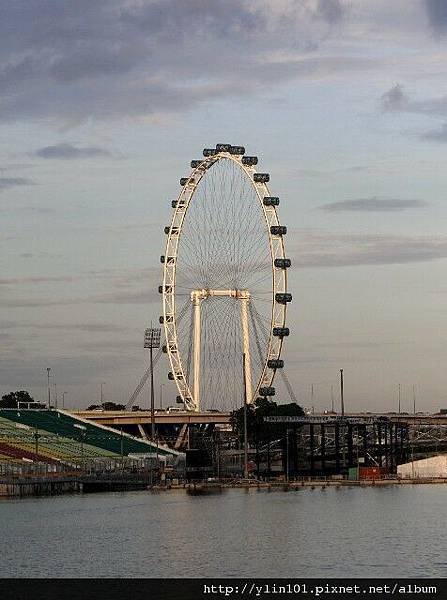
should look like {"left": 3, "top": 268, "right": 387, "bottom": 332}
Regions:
{"left": 74, "top": 410, "right": 447, "bottom": 428}
{"left": 74, "top": 410, "right": 231, "bottom": 426}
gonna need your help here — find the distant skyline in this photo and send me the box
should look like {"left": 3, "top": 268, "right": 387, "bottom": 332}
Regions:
{"left": 1, "top": 0, "right": 447, "bottom": 412}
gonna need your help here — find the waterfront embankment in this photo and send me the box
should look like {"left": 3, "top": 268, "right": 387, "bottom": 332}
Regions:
{"left": 2, "top": 473, "right": 447, "bottom": 497}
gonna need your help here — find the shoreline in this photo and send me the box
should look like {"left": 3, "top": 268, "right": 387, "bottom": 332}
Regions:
{"left": 2, "top": 476, "right": 447, "bottom": 498}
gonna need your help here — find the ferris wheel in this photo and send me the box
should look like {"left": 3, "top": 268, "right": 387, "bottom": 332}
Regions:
{"left": 159, "top": 144, "right": 292, "bottom": 412}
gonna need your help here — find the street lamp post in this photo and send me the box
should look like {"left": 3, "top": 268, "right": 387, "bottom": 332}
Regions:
{"left": 62, "top": 391, "right": 67, "bottom": 409}
{"left": 144, "top": 327, "right": 161, "bottom": 442}
{"left": 46, "top": 367, "right": 51, "bottom": 409}
{"left": 100, "top": 382, "right": 106, "bottom": 406}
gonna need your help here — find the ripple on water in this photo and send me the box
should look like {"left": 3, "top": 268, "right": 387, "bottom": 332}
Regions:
{"left": 0, "top": 486, "right": 446, "bottom": 577}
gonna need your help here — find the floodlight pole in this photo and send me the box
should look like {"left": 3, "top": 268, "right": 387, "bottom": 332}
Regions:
{"left": 145, "top": 327, "right": 161, "bottom": 442}
{"left": 340, "top": 369, "right": 344, "bottom": 417}
{"left": 150, "top": 344, "right": 155, "bottom": 440}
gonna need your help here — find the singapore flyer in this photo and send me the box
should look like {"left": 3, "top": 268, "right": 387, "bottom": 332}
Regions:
{"left": 160, "top": 144, "right": 292, "bottom": 412}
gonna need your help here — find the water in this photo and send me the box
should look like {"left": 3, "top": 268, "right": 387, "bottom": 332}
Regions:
{"left": 0, "top": 486, "right": 446, "bottom": 578}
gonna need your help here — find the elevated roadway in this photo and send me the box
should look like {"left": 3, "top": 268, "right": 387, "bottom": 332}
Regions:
{"left": 73, "top": 410, "right": 447, "bottom": 427}
{"left": 74, "top": 410, "right": 231, "bottom": 426}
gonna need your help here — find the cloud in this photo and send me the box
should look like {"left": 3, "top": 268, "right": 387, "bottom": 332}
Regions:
{"left": 380, "top": 84, "right": 447, "bottom": 118}
{"left": 86, "top": 289, "right": 157, "bottom": 305}
{"left": 421, "top": 122, "right": 447, "bottom": 142}
{"left": 380, "top": 84, "right": 409, "bottom": 112}
{"left": 35, "top": 143, "right": 111, "bottom": 159}
{"left": 0, "top": 275, "right": 76, "bottom": 286}
{"left": 291, "top": 230, "right": 447, "bottom": 268}
{"left": 30, "top": 322, "right": 129, "bottom": 333}
{"left": 0, "top": 177, "right": 34, "bottom": 192}
{"left": 315, "top": 0, "right": 347, "bottom": 25}
{"left": 0, "top": 0, "right": 383, "bottom": 124}
{"left": 425, "top": 0, "right": 447, "bottom": 35}
{"left": 319, "top": 198, "right": 428, "bottom": 212}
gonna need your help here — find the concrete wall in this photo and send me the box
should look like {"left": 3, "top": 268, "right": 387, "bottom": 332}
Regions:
{"left": 398, "top": 454, "right": 447, "bottom": 478}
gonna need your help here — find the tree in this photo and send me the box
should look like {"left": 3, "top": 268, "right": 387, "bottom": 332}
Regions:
{"left": 86, "top": 401, "right": 126, "bottom": 411}
{"left": 1, "top": 390, "right": 35, "bottom": 408}
{"left": 230, "top": 397, "right": 304, "bottom": 443}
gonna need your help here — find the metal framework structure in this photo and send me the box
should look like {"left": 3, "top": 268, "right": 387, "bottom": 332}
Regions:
{"left": 161, "top": 144, "right": 291, "bottom": 412}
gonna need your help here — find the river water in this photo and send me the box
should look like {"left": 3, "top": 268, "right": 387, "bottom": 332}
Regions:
{"left": 0, "top": 486, "right": 446, "bottom": 578}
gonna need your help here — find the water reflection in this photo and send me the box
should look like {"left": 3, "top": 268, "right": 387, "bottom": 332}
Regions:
{"left": 1, "top": 486, "right": 446, "bottom": 577}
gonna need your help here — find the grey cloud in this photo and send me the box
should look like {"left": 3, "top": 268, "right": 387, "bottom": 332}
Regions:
{"left": 87, "top": 289, "right": 158, "bottom": 305}
{"left": 121, "top": 0, "right": 265, "bottom": 39}
{"left": 2, "top": 320, "right": 127, "bottom": 333}
{"left": 315, "top": 0, "right": 346, "bottom": 25}
{"left": 0, "top": 0, "right": 379, "bottom": 123}
{"left": 0, "top": 352, "right": 140, "bottom": 390}
{"left": 0, "top": 177, "right": 34, "bottom": 191}
{"left": 425, "top": 0, "right": 447, "bottom": 35}
{"left": 421, "top": 122, "right": 447, "bottom": 142}
{"left": 30, "top": 322, "right": 129, "bottom": 333}
{"left": 291, "top": 230, "right": 447, "bottom": 268}
{"left": 35, "top": 143, "right": 111, "bottom": 159}
{"left": 380, "top": 84, "right": 447, "bottom": 119}
{"left": 0, "top": 297, "right": 76, "bottom": 308}
{"left": 319, "top": 198, "right": 428, "bottom": 212}
{"left": 0, "top": 275, "right": 75, "bottom": 285}
{"left": 380, "top": 84, "right": 409, "bottom": 112}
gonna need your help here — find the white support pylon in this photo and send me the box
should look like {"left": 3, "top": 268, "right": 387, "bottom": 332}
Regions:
{"left": 192, "top": 291, "right": 202, "bottom": 412}
{"left": 240, "top": 295, "right": 253, "bottom": 404}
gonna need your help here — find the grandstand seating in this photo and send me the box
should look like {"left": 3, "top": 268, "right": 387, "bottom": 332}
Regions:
{"left": 0, "top": 409, "right": 175, "bottom": 464}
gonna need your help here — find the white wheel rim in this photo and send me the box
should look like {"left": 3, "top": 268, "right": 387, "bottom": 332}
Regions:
{"left": 162, "top": 150, "right": 289, "bottom": 412}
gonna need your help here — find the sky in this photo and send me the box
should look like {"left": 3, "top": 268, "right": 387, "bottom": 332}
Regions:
{"left": 1, "top": 0, "right": 447, "bottom": 413}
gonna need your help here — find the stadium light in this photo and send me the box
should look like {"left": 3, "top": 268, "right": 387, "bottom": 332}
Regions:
{"left": 144, "top": 326, "right": 161, "bottom": 442}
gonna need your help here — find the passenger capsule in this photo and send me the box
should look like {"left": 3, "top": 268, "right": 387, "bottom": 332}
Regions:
{"left": 263, "top": 197, "right": 279, "bottom": 207}
{"left": 176, "top": 395, "right": 184, "bottom": 404}
{"left": 216, "top": 143, "right": 231, "bottom": 152}
{"left": 253, "top": 173, "right": 270, "bottom": 183}
{"left": 164, "top": 226, "right": 170, "bottom": 234}
{"left": 159, "top": 316, "right": 164, "bottom": 324}
{"left": 275, "top": 293, "right": 293, "bottom": 304}
{"left": 162, "top": 345, "right": 168, "bottom": 353}
{"left": 191, "top": 160, "right": 202, "bottom": 169}
{"left": 160, "top": 255, "right": 165, "bottom": 264}
{"left": 273, "top": 327, "right": 290, "bottom": 338}
{"left": 267, "top": 359, "right": 284, "bottom": 369}
{"left": 158, "top": 285, "right": 172, "bottom": 294}
{"left": 274, "top": 258, "right": 291, "bottom": 268}
{"left": 172, "top": 199, "right": 186, "bottom": 209}
{"left": 242, "top": 156, "right": 258, "bottom": 166}
{"left": 259, "top": 386, "right": 275, "bottom": 397}
{"left": 229, "top": 146, "right": 245, "bottom": 155}
{"left": 270, "top": 225, "right": 287, "bottom": 236}
{"left": 168, "top": 372, "right": 175, "bottom": 381}
{"left": 180, "top": 177, "right": 189, "bottom": 186}
{"left": 203, "top": 148, "right": 217, "bottom": 157}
